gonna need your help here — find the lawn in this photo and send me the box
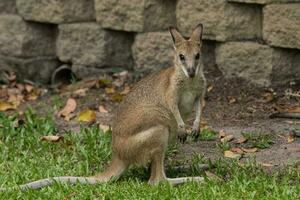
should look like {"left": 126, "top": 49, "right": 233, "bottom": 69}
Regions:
{"left": 0, "top": 109, "right": 299, "bottom": 200}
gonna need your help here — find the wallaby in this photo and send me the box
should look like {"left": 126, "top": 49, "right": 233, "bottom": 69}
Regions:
{"left": 1, "top": 24, "right": 207, "bottom": 191}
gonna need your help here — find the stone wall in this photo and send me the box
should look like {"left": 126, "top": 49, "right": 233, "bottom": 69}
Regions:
{"left": 0, "top": 0, "right": 299, "bottom": 85}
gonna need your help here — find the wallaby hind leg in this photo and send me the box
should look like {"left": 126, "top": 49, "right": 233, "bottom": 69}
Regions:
{"left": 92, "top": 156, "right": 127, "bottom": 182}
{"left": 148, "top": 149, "right": 167, "bottom": 185}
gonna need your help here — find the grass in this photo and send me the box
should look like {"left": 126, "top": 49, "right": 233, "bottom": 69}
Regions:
{"left": 242, "top": 131, "right": 275, "bottom": 149}
{"left": 199, "top": 128, "right": 218, "bottom": 141}
{"left": 0, "top": 109, "right": 299, "bottom": 199}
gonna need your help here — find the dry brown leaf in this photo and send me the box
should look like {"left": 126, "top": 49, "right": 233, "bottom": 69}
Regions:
{"left": 293, "top": 147, "right": 300, "bottom": 152}
{"left": 25, "top": 84, "right": 34, "bottom": 93}
{"left": 0, "top": 102, "right": 16, "bottom": 111}
{"left": 41, "top": 135, "right": 63, "bottom": 142}
{"left": 59, "top": 98, "right": 77, "bottom": 117}
{"left": 105, "top": 87, "right": 116, "bottom": 94}
{"left": 287, "top": 135, "right": 295, "bottom": 143}
{"left": 120, "top": 86, "right": 130, "bottom": 95}
{"left": 204, "top": 171, "right": 223, "bottom": 181}
{"left": 224, "top": 150, "right": 242, "bottom": 159}
{"left": 207, "top": 85, "right": 214, "bottom": 93}
{"left": 230, "top": 147, "right": 244, "bottom": 154}
{"left": 99, "top": 124, "right": 110, "bottom": 133}
{"left": 221, "top": 134, "right": 234, "bottom": 143}
{"left": 241, "top": 147, "right": 258, "bottom": 153}
{"left": 228, "top": 96, "right": 237, "bottom": 104}
{"left": 262, "top": 92, "right": 275, "bottom": 103}
{"left": 234, "top": 137, "right": 247, "bottom": 144}
{"left": 25, "top": 88, "right": 40, "bottom": 101}
{"left": 73, "top": 88, "right": 88, "bottom": 97}
{"left": 218, "top": 129, "right": 226, "bottom": 138}
{"left": 99, "top": 105, "right": 108, "bottom": 113}
{"left": 8, "top": 93, "right": 23, "bottom": 107}
{"left": 77, "top": 109, "right": 96, "bottom": 122}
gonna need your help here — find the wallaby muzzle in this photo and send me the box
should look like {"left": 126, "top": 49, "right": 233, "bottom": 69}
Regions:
{"left": 187, "top": 68, "right": 196, "bottom": 78}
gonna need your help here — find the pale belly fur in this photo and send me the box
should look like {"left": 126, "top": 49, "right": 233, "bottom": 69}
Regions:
{"left": 179, "top": 91, "right": 196, "bottom": 120}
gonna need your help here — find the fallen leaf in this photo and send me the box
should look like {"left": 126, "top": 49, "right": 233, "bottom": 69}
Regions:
{"left": 228, "top": 96, "right": 237, "bottom": 104}
{"left": 41, "top": 135, "right": 63, "bottom": 142}
{"left": 99, "top": 124, "right": 110, "bottom": 133}
{"left": 25, "top": 88, "right": 40, "bottom": 101}
{"left": 261, "top": 163, "right": 274, "bottom": 167}
{"left": 58, "top": 98, "right": 77, "bottom": 117}
{"left": 25, "top": 84, "right": 34, "bottom": 93}
{"left": 224, "top": 150, "right": 241, "bottom": 159}
{"left": 293, "top": 147, "right": 300, "bottom": 152}
{"left": 64, "top": 113, "right": 76, "bottom": 121}
{"left": 234, "top": 137, "right": 247, "bottom": 144}
{"left": 111, "top": 93, "right": 123, "bottom": 102}
{"left": 262, "top": 92, "right": 275, "bottom": 103}
{"left": 207, "top": 85, "right": 214, "bottom": 93}
{"left": 105, "top": 87, "right": 116, "bottom": 94}
{"left": 0, "top": 102, "right": 16, "bottom": 111}
{"left": 230, "top": 147, "right": 244, "bottom": 154}
{"left": 120, "top": 86, "right": 130, "bottom": 95}
{"left": 8, "top": 94, "right": 23, "bottom": 107}
{"left": 218, "top": 129, "right": 226, "bottom": 138}
{"left": 98, "top": 78, "right": 112, "bottom": 88}
{"left": 221, "top": 134, "right": 234, "bottom": 143}
{"left": 287, "top": 135, "right": 295, "bottom": 143}
{"left": 77, "top": 109, "right": 96, "bottom": 122}
{"left": 241, "top": 147, "right": 258, "bottom": 153}
{"left": 204, "top": 171, "right": 223, "bottom": 181}
{"left": 99, "top": 105, "right": 108, "bottom": 113}
{"left": 73, "top": 88, "right": 88, "bottom": 97}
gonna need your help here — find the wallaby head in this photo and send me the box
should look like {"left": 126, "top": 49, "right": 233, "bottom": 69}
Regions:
{"left": 169, "top": 24, "right": 203, "bottom": 78}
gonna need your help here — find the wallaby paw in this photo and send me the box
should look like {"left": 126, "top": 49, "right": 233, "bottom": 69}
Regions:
{"left": 191, "top": 129, "right": 200, "bottom": 140}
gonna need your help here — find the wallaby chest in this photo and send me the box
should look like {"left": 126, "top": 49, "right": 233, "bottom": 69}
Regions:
{"left": 178, "top": 77, "right": 204, "bottom": 119}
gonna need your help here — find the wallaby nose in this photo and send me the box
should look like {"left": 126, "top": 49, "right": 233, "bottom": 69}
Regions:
{"left": 187, "top": 68, "right": 196, "bottom": 78}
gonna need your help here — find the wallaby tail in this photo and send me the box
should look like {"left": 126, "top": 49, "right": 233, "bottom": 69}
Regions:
{"left": 0, "top": 157, "right": 127, "bottom": 192}
{"left": 269, "top": 112, "right": 300, "bottom": 119}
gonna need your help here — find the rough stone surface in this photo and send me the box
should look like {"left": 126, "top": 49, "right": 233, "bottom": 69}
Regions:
{"left": 0, "top": 55, "right": 59, "bottom": 83}
{"left": 57, "top": 23, "right": 133, "bottom": 68}
{"left": 176, "top": 0, "right": 261, "bottom": 41}
{"left": 16, "top": 0, "right": 95, "bottom": 24}
{"left": 228, "top": 0, "right": 300, "bottom": 4}
{"left": 95, "top": 0, "right": 176, "bottom": 32}
{"left": 215, "top": 42, "right": 300, "bottom": 86}
{"left": 0, "top": 0, "right": 17, "bottom": 14}
{"left": 132, "top": 32, "right": 216, "bottom": 74}
{"left": 271, "top": 48, "right": 300, "bottom": 85}
{"left": 72, "top": 64, "right": 106, "bottom": 79}
{"left": 0, "top": 15, "right": 56, "bottom": 57}
{"left": 263, "top": 4, "right": 300, "bottom": 49}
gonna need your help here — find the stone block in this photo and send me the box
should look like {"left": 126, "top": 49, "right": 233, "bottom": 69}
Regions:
{"left": 216, "top": 42, "right": 300, "bottom": 86}
{"left": 0, "top": 55, "right": 59, "bottom": 83}
{"left": 176, "top": 0, "right": 261, "bottom": 41}
{"left": 132, "top": 31, "right": 216, "bottom": 74}
{"left": 95, "top": 0, "right": 176, "bottom": 32}
{"left": 228, "top": 0, "right": 300, "bottom": 4}
{"left": 16, "top": 0, "right": 95, "bottom": 24}
{"left": 263, "top": 4, "right": 300, "bottom": 49}
{"left": 0, "top": 0, "right": 17, "bottom": 14}
{"left": 57, "top": 23, "right": 133, "bottom": 68}
{"left": 0, "top": 15, "right": 56, "bottom": 57}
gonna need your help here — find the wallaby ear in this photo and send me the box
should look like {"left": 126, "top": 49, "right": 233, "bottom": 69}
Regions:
{"left": 169, "top": 26, "right": 184, "bottom": 46}
{"left": 190, "top": 23, "right": 203, "bottom": 44}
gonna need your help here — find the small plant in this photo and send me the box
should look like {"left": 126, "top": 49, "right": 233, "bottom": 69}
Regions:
{"left": 216, "top": 141, "right": 231, "bottom": 152}
{"left": 199, "top": 128, "right": 217, "bottom": 141}
{"left": 242, "top": 131, "right": 274, "bottom": 149}
{"left": 52, "top": 95, "right": 64, "bottom": 110}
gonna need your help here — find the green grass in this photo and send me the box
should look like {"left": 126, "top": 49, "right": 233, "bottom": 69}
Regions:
{"left": 0, "top": 110, "right": 299, "bottom": 199}
{"left": 242, "top": 131, "right": 275, "bottom": 149}
{"left": 199, "top": 129, "right": 218, "bottom": 141}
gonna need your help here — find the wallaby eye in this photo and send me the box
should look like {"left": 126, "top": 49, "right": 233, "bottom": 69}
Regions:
{"left": 195, "top": 53, "right": 200, "bottom": 60}
{"left": 179, "top": 54, "right": 185, "bottom": 61}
